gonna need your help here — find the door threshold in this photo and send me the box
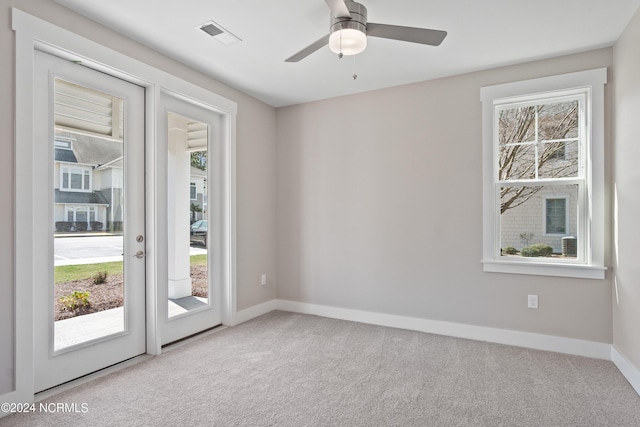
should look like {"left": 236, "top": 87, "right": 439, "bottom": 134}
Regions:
{"left": 35, "top": 354, "right": 152, "bottom": 401}
{"left": 161, "top": 324, "right": 227, "bottom": 352}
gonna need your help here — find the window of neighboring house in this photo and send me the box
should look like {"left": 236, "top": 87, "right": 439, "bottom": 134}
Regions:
{"left": 190, "top": 182, "right": 197, "bottom": 200}
{"left": 61, "top": 165, "right": 91, "bottom": 192}
{"left": 545, "top": 197, "right": 568, "bottom": 235}
{"left": 54, "top": 136, "right": 73, "bottom": 150}
{"left": 481, "top": 69, "right": 606, "bottom": 279}
{"left": 549, "top": 141, "right": 567, "bottom": 160}
{"left": 66, "top": 206, "right": 96, "bottom": 227}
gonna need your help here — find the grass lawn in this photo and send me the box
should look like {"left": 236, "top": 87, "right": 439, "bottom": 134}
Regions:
{"left": 54, "top": 254, "right": 207, "bottom": 284}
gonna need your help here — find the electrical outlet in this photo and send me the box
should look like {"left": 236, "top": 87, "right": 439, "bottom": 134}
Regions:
{"left": 261, "top": 274, "right": 267, "bottom": 286}
{"left": 528, "top": 294, "right": 539, "bottom": 309}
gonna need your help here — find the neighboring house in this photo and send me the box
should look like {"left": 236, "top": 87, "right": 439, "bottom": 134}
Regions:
{"left": 54, "top": 132, "right": 207, "bottom": 232}
{"left": 190, "top": 165, "right": 207, "bottom": 222}
{"left": 500, "top": 186, "right": 578, "bottom": 254}
{"left": 54, "top": 132, "right": 123, "bottom": 232}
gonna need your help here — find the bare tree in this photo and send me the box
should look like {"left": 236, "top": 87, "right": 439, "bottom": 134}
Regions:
{"left": 498, "top": 101, "right": 579, "bottom": 214}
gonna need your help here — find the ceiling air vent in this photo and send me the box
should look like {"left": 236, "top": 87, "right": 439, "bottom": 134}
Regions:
{"left": 197, "top": 20, "right": 241, "bottom": 45}
{"left": 200, "top": 23, "right": 223, "bottom": 37}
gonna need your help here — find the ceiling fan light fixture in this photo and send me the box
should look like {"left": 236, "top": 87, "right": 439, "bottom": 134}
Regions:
{"left": 329, "top": 28, "right": 367, "bottom": 55}
{"left": 285, "top": 0, "right": 447, "bottom": 63}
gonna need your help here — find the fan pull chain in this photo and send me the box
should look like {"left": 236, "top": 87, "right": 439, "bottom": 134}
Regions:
{"left": 338, "top": 23, "right": 344, "bottom": 59}
{"left": 352, "top": 54, "right": 357, "bottom": 80}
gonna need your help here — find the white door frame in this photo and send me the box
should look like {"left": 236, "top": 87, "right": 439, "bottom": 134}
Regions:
{"left": 12, "top": 8, "right": 237, "bottom": 404}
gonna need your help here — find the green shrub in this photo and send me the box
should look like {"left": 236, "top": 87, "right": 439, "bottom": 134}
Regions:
{"left": 521, "top": 243, "right": 553, "bottom": 257}
{"left": 59, "top": 291, "right": 90, "bottom": 311}
{"left": 502, "top": 246, "right": 518, "bottom": 255}
{"left": 92, "top": 270, "right": 108, "bottom": 285}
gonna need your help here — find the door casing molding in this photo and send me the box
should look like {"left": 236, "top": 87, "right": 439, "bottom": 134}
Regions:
{"left": 12, "top": 7, "right": 237, "bottom": 404}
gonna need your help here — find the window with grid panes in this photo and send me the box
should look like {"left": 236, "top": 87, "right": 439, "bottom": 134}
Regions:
{"left": 481, "top": 69, "right": 606, "bottom": 279}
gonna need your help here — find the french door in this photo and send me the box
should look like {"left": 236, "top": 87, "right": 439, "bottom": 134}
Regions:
{"left": 33, "top": 50, "right": 146, "bottom": 392}
{"left": 158, "top": 92, "right": 223, "bottom": 345}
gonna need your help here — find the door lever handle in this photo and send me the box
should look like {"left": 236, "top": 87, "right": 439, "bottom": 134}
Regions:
{"left": 134, "top": 250, "right": 145, "bottom": 259}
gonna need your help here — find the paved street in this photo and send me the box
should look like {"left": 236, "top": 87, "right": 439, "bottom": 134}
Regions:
{"left": 55, "top": 235, "right": 124, "bottom": 262}
{"left": 54, "top": 235, "right": 206, "bottom": 266}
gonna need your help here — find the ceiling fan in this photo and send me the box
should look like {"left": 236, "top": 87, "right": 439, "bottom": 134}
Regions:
{"left": 285, "top": 0, "right": 447, "bottom": 62}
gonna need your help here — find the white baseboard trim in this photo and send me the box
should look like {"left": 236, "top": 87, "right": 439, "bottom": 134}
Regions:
{"left": 232, "top": 299, "right": 277, "bottom": 326}
{"left": 612, "top": 346, "right": 640, "bottom": 396}
{"left": 275, "top": 299, "right": 612, "bottom": 360}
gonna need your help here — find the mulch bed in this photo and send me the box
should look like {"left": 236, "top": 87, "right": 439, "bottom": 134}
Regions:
{"left": 55, "top": 264, "right": 208, "bottom": 321}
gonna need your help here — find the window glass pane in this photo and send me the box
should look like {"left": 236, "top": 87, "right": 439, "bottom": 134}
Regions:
{"left": 500, "top": 184, "right": 578, "bottom": 258}
{"left": 498, "top": 99, "right": 580, "bottom": 182}
{"left": 537, "top": 101, "right": 579, "bottom": 141}
{"left": 546, "top": 198, "right": 566, "bottom": 234}
{"left": 499, "top": 144, "right": 536, "bottom": 181}
{"left": 499, "top": 106, "right": 536, "bottom": 144}
{"left": 538, "top": 140, "right": 579, "bottom": 179}
{"left": 70, "top": 171, "right": 82, "bottom": 189}
{"left": 76, "top": 210, "right": 87, "bottom": 223}
{"left": 53, "top": 79, "right": 126, "bottom": 350}
{"left": 167, "top": 112, "right": 209, "bottom": 318}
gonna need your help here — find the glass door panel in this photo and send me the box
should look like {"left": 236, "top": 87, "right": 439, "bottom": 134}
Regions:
{"left": 167, "top": 112, "right": 209, "bottom": 317}
{"left": 34, "top": 50, "right": 146, "bottom": 392}
{"left": 159, "top": 93, "right": 222, "bottom": 346}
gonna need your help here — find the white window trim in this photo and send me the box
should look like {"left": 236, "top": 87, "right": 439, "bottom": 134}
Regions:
{"left": 543, "top": 196, "right": 569, "bottom": 237}
{"left": 190, "top": 182, "right": 197, "bottom": 200}
{"left": 481, "top": 68, "right": 607, "bottom": 279}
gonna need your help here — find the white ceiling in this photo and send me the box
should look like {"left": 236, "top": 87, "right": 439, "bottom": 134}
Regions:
{"left": 54, "top": 0, "right": 640, "bottom": 108}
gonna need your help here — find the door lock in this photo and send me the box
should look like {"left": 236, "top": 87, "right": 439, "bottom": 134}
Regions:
{"left": 136, "top": 235, "right": 144, "bottom": 243}
{"left": 134, "top": 250, "right": 145, "bottom": 259}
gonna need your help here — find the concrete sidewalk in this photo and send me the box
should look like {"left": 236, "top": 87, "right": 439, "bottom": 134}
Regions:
{"left": 55, "top": 296, "right": 209, "bottom": 350}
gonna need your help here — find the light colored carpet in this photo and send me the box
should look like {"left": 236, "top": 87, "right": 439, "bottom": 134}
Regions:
{"left": 3, "top": 310, "right": 640, "bottom": 426}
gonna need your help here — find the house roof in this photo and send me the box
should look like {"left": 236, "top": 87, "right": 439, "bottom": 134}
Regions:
{"left": 54, "top": 189, "right": 109, "bottom": 205}
{"left": 55, "top": 132, "right": 123, "bottom": 166}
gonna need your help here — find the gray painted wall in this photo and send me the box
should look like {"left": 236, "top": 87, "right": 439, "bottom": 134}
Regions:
{"left": 613, "top": 7, "right": 640, "bottom": 374}
{"left": 0, "top": 1, "right": 277, "bottom": 395}
{"left": 276, "top": 49, "right": 614, "bottom": 343}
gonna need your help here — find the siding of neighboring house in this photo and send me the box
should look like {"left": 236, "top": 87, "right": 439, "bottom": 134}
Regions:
{"left": 500, "top": 186, "right": 578, "bottom": 253}
{"left": 96, "top": 165, "right": 124, "bottom": 231}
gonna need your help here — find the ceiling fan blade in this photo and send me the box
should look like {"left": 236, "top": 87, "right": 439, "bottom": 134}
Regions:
{"left": 367, "top": 23, "right": 447, "bottom": 46}
{"left": 285, "top": 35, "right": 330, "bottom": 62}
{"left": 324, "top": 0, "right": 352, "bottom": 18}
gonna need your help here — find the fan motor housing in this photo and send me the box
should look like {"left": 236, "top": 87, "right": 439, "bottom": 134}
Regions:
{"left": 330, "top": 1, "right": 368, "bottom": 35}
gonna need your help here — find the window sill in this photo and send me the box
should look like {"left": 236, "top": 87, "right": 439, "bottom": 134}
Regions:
{"left": 482, "top": 259, "right": 606, "bottom": 279}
